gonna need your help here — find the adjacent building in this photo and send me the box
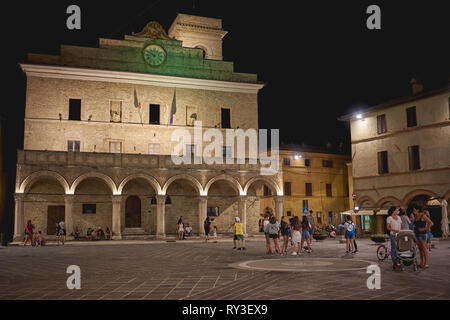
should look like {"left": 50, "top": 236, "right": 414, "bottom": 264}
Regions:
{"left": 260, "top": 146, "right": 351, "bottom": 228}
{"left": 14, "top": 14, "right": 284, "bottom": 241}
{"left": 339, "top": 81, "right": 450, "bottom": 235}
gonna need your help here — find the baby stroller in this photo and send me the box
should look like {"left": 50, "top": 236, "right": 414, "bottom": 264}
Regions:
{"left": 393, "top": 230, "right": 418, "bottom": 271}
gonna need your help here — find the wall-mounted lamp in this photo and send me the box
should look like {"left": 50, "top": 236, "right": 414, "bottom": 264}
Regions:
{"left": 356, "top": 114, "right": 362, "bottom": 119}
{"left": 88, "top": 115, "right": 92, "bottom": 121}
{"left": 59, "top": 113, "right": 62, "bottom": 121}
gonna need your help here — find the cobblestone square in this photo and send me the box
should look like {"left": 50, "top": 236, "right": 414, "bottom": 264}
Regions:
{"left": 0, "top": 237, "right": 449, "bottom": 300}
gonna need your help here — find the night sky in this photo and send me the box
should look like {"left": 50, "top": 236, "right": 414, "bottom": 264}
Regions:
{"left": 0, "top": 1, "right": 449, "bottom": 232}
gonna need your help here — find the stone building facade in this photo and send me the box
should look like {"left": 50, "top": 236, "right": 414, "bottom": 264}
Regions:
{"left": 260, "top": 148, "right": 351, "bottom": 228}
{"left": 13, "top": 14, "right": 284, "bottom": 241}
{"left": 339, "top": 84, "right": 450, "bottom": 235}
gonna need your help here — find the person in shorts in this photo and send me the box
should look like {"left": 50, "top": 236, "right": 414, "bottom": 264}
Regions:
{"left": 233, "top": 217, "right": 245, "bottom": 250}
{"left": 290, "top": 216, "right": 302, "bottom": 255}
{"left": 301, "top": 216, "right": 311, "bottom": 253}
{"left": 280, "top": 216, "right": 291, "bottom": 255}
{"left": 266, "top": 216, "right": 281, "bottom": 255}
{"left": 262, "top": 214, "right": 271, "bottom": 254}
{"left": 344, "top": 215, "right": 356, "bottom": 254}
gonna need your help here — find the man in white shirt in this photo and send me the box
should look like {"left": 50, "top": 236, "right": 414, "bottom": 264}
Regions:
{"left": 386, "top": 207, "right": 403, "bottom": 260}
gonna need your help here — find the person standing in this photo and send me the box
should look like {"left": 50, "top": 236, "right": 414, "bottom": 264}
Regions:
{"left": 399, "top": 209, "right": 412, "bottom": 231}
{"left": 423, "top": 209, "right": 432, "bottom": 252}
{"left": 280, "top": 216, "right": 290, "bottom": 255}
{"left": 234, "top": 217, "right": 246, "bottom": 250}
{"left": 262, "top": 214, "right": 271, "bottom": 254}
{"left": 59, "top": 220, "right": 66, "bottom": 244}
{"left": 24, "top": 220, "right": 34, "bottom": 246}
{"left": 306, "top": 211, "right": 315, "bottom": 251}
{"left": 413, "top": 205, "right": 434, "bottom": 268}
{"left": 204, "top": 216, "right": 211, "bottom": 242}
{"left": 386, "top": 206, "right": 402, "bottom": 261}
{"left": 344, "top": 215, "right": 356, "bottom": 254}
{"left": 301, "top": 216, "right": 312, "bottom": 253}
{"left": 291, "top": 216, "right": 302, "bottom": 255}
{"left": 267, "top": 216, "right": 282, "bottom": 255}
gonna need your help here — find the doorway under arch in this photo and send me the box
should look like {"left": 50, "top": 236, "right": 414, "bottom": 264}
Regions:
{"left": 125, "top": 196, "right": 141, "bottom": 228}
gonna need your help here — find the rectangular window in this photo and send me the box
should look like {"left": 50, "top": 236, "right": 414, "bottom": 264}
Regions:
{"left": 284, "top": 182, "right": 291, "bottom": 196}
{"left": 286, "top": 211, "right": 292, "bottom": 217}
{"left": 150, "top": 104, "right": 160, "bottom": 125}
{"left": 317, "top": 212, "right": 322, "bottom": 224}
{"left": 207, "top": 207, "right": 219, "bottom": 217}
{"left": 263, "top": 185, "right": 272, "bottom": 197}
{"left": 302, "top": 200, "right": 309, "bottom": 212}
{"left": 82, "top": 204, "right": 96, "bottom": 214}
{"left": 305, "top": 183, "right": 312, "bottom": 196}
{"left": 408, "top": 145, "right": 421, "bottom": 170}
{"left": 305, "top": 159, "right": 311, "bottom": 167}
{"left": 149, "top": 143, "right": 160, "bottom": 155}
{"left": 110, "top": 100, "right": 122, "bottom": 123}
{"left": 377, "top": 114, "right": 387, "bottom": 134}
{"left": 221, "top": 108, "right": 231, "bottom": 129}
{"left": 328, "top": 212, "right": 333, "bottom": 224}
{"left": 377, "top": 151, "right": 389, "bottom": 174}
{"left": 326, "top": 184, "right": 332, "bottom": 197}
{"left": 283, "top": 158, "right": 291, "bottom": 166}
{"left": 406, "top": 106, "right": 417, "bottom": 127}
{"left": 68, "top": 140, "right": 80, "bottom": 152}
{"left": 109, "top": 142, "right": 122, "bottom": 154}
{"left": 69, "top": 99, "right": 81, "bottom": 121}
{"left": 323, "top": 160, "right": 333, "bottom": 168}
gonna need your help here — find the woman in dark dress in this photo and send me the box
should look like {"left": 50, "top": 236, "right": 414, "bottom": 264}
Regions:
{"left": 204, "top": 217, "right": 211, "bottom": 242}
{"left": 412, "top": 204, "right": 434, "bottom": 268}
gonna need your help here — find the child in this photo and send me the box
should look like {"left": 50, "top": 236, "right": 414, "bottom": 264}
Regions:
{"left": 212, "top": 226, "right": 218, "bottom": 240}
{"left": 36, "top": 231, "right": 45, "bottom": 247}
{"left": 234, "top": 217, "right": 246, "bottom": 250}
{"left": 291, "top": 217, "right": 302, "bottom": 255}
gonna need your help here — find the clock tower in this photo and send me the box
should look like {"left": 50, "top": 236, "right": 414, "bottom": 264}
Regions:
{"left": 168, "top": 13, "right": 228, "bottom": 61}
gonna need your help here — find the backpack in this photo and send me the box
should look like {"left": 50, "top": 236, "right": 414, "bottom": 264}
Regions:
{"left": 346, "top": 222, "right": 355, "bottom": 236}
{"left": 268, "top": 223, "right": 279, "bottom": 235}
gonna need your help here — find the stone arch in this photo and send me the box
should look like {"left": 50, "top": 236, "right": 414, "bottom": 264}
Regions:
{"left": 161, "top": 174, "right": 203, "bottom": 196}
{"left": 70, "top": 172, "right": 117, "bottom": 195}
{"left": 19, "top": 170, "right": 70, "bottom": 194}
{"left": 204, "top": 174, "right": 244, "bottom": 196}
{"left": 118, "top": 173, "right": 162, "bottom": 195}
{"left": 376, "top": 196, "right": 402, "bottom": 208}
{"left": 194, "top": 44, "right": 210, "bottom": 58}
{"left": 356, "top": 195, "right": 376, "bottom": 208}
{"left": 401, "top": 189, "right": 440, "bottom": 207}
{"left": 243, "top": 176, "right": 282, "bottom": 196}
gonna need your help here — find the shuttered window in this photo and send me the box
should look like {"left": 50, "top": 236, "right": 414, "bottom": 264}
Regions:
{"left": 377, "top": 114, "right": 387, "bottom": 134}
{"left": 408, "top": 145, "right": 420, "bottom": 170}
{"left": 377, "top": 151, "right": 389, "bottom": 174}
{"left": 406, "top": 106, "right": 417, "bottom": 127}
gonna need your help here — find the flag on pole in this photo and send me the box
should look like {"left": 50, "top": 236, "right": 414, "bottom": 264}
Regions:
{"left": 170, "top": 89, "right": 177, "bottom": 125}
{"left": 133, "top": 88, "right": 143, "bottom": 124}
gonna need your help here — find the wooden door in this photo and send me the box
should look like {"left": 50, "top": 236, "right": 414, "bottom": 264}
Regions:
{"left": 47, "top": 206, "right": 65, "bottom": 235}
{"left": 125, "top": 196, "right": 141, "bottom": 228}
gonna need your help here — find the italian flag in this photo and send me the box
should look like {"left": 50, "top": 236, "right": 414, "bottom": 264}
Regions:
{"left": 134, "top": 88, "right": 143, "bottom": 124}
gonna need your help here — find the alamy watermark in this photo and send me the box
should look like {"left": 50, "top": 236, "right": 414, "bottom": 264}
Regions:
{"left": 170, "top": 122, "right": 279, "bottom": 175}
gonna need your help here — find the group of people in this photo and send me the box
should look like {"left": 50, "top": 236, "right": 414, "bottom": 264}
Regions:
{"left": 261, "top": 211, "right": 320, "bottom": 255}
{"left": 23, "top": 220, "right": 47, "bottom": 247}
{"left": 386, "top": 204, "right": 434, "bottom": 268}
{"left": 176, "top": 216, "right": 194, "bottom": 240}
{"left": 83, "top": 226, "right": 112, "bottom": 241}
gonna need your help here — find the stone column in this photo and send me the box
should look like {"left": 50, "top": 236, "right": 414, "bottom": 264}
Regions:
{"left": 198, "top": 196, "right": 208, "bottom": 236}
{"left": 238, "top": 196, "right": 248, "bottom": 236}
{"left": 274, "top": 196, "right": 284, "bottom": 221}
{"left": 112, "top": 195, "right": 122, "bottom": 240}
{"left": 156, "top": 195, "right": 166, "bottom": 239}
{"left": 13, "top": 194, "right": 25, "bottom": 242}
{"left": 64, "top": 195, "right": 75, "bottom": 239}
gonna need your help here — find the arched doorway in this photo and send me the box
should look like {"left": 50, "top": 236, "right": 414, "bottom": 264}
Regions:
{"left": 125, "top": 196, "right": 141, "bottom": 228}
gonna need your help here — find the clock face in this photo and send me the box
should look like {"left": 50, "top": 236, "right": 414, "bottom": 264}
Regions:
{"left": 143, "top": 45, "right": 166, "bottom": 66}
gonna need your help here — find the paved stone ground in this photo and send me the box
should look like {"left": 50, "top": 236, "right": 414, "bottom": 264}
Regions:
{"left": 0, "top": 237, "right": 449, "bottom": 300}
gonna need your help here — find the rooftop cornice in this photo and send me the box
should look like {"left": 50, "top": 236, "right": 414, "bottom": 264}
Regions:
{"left": 20, "top": 64, "right": 265, "bottom": 94}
